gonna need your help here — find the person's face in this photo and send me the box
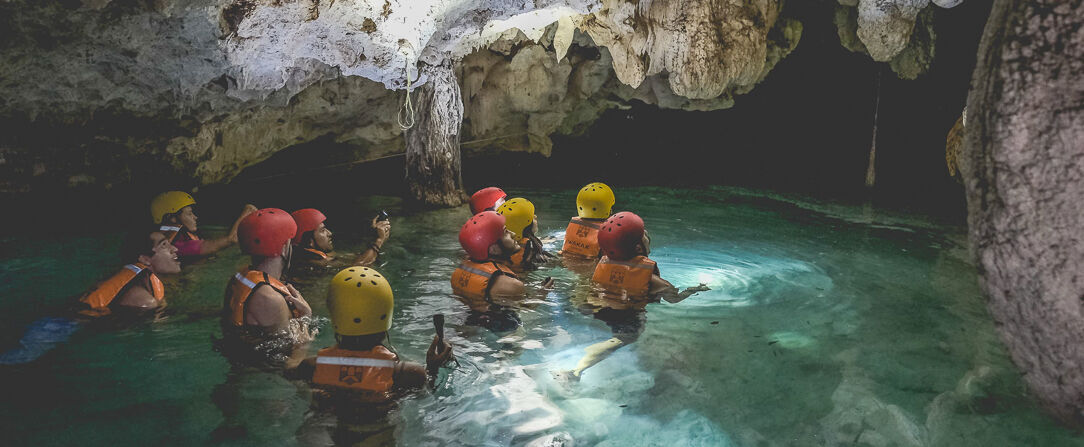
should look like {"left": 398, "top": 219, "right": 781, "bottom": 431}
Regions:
{"left": 527, "top": 217, "right": 539, "bottom": 236}
{"left": 494, "top": 228, "right": 521, "bottom": 256}
{"left": 178, "top": 206, "right": 198, "bottom": 232}
{"left": 637, "top": 231, "right": 651, "bottom": 256}
{"left": 141, "top": 232, "right": 181, "bottom": 274}
{"left": 312, "top": 223, "right": 333, "bottom": 251}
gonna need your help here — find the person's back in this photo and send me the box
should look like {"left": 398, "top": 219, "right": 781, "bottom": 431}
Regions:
{"left": 561, "top": 182, "right": 615, "bottom": 260}
{"left": 555, "top": 212, "right": 707, "bottom": 383}
{"left": 289, "top": 267, "right": 452, "bottom": 406}
{"left": 220, "top": 208, "right": 314, "bottom": 365}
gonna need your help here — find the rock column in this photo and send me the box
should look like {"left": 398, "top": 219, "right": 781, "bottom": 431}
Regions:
{"left": 962, "top": 0, "right": 1084, "bottom": 426}
{"left": 404, "top": 63, "right": 466, "bottom": 207}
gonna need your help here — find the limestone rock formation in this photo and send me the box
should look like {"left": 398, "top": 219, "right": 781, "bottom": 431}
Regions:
{"left": 835, "top": 0, "right": 956, "bottom": 78}
{"left": 0, "top": 0, "right": 809, "bottom": 191}
{"left": 405, "top": 63, "right": 466, "bottom": 206}
{"left": 961, "top": 0, "right": 1084, "bottom": 426}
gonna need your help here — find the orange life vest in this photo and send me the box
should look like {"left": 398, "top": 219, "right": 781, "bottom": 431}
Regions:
{"left": 302, "top": 248, "right": 329, "bottom": 260}
{"left": 78, "top": 263, "right": 165, "bottom": 317}
{"left": 313, "top": 345, "right": 398, "bottom": 401}
{"left": 562, "top": 217, "right": 601, "bottom": 258}
{"left": 592, "top": 255, "right": 658, "bottom": 299}
{"left": 223, "top": 269, "right": 297, "bottom": 327}
{"left": 451, "top": 260, "right": 517, "bottom": 302}
{"left": 160, "top": 225, "right": 200, "bottom": 243}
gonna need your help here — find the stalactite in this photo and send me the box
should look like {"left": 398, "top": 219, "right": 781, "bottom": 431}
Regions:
{"left": 404, "top": 63, "right": 466, "bottom": 207}
{"left": 865, "top": 67, "right": 881, "bottom": 189}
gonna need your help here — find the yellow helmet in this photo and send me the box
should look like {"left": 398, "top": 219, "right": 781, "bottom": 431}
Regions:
{"left": 327, "top": 267, "right": 394, "bottom": 336}
{"left": 496, "top": 198, "right": 535, "bottom": 239}
{"left": 150, "top": 191, "right": 196, "bottom": 224}
{"left": 576, "top": 182, "right": 614, "bottom": 219}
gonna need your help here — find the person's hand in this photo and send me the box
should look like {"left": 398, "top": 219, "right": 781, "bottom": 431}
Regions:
{"left": 285, "top": 284, "right": 312, "bottom": 318}
{"left": 426, "top": 335, "right": 453, "bottom": 374}
{"left": 540, "top": 276, "right": 556, "bottom": 290}
{"left": 371, "top": 216, "right": 391, "bottom": 244}
{"left": 240, "top": 204, "right": 258, "bottom": 218}
{"left": 684, "top": 283, "right": 711, "bottom": 294}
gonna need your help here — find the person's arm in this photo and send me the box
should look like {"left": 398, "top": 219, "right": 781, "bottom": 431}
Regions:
{"left": 488, "top": 274, "right": 526, "bottom": 305}
{"left": 353, "top": 216, "right": 391, "bottom": 266}
{"left": 393, "top": 335, "right": 453, "bottom": 390}
{"left": 284, "top": 284, "right": 314, "bottom": 343}
{"left": 200, "top": 204, "right": 258, "bottom": 255}
{"left": 284, "top": 356, "right": 317, "bottom": 380}
{"left": 114, "top": 285, "right": 160, "bottom": 309}
{"left": 649, "top": 275, "right": 710, "bottom": 303}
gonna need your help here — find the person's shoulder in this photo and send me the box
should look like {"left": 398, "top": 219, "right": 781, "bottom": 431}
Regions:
{"left": 115, "top": 283, "right": 158, "bottom": 309}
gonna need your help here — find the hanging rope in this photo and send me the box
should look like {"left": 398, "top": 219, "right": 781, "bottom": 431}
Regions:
{"left": 397, "top": 41, "right": 416, "bottom": 131}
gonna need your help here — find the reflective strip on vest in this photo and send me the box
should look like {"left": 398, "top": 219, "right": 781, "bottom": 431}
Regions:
{"left": 316, "top": 357, "right": 397, "bottom": 368}
{"left": 451, "top": 261, "right": 514, "bottom": 302}
{"left": 225, "top": 270, "right": 294, "bottom": 327}
{"left": 79, "top": 263, "right": 162, "bottom": 316}
{"left": 458, "top": 263, "right": 494, "bottom": 277}
{"left": 233, "top": 272, "right": 257, "bottom": 289}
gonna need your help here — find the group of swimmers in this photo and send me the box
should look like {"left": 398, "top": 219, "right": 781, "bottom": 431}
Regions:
{"left": 451, "top": 183, "right": 709, "bottom": 382}
{"left": 9, "top": 182, "right": 708, "bottom": 409}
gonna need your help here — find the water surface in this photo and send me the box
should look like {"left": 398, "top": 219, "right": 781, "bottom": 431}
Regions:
{"left": 0, "top": 186, "right": 1076, "bottom": 446}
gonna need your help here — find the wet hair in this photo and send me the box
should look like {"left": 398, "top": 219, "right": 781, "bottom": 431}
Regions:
{"left": 118, "top": 225, "right": 162, "bottom": 264}
{"left": 297, "top": 230, "right": 316, "bottom": 248}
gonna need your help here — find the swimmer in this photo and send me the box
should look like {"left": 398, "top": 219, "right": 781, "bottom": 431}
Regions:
{"left": 469, "top": 187, "right": 507, "bottom": 214}
{"left": 222, "top": 208, "right": 313, "bottom": 343}
{"left": 290, "top": 208, "right": 391, "bottom": 268}
{"left": 555, "top": 212, "right": 708, "bottom": 383}
{"left": 495, "top": 198, "right": 552, "bottom": 272}
{"left": 150, "top": 191, "right": 257, "bottom": 258}
{"left": 560, "top": 182, "right": 615, "bottom": 260}
{"left": 0, "top": 227, "right": 182, "bottom": 364}
{"left": 287, "top": 267, "right": 453, "bottom": 403}
{"left": 79, "top": 227, "right": 182, "bottom": 315}
{"left": 450, "top": 211, "right": 553, "bottom": 332}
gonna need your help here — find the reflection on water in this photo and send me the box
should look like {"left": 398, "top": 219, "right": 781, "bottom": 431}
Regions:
{"left": 0, "top": 186, "right": 1079, "bottom": 446}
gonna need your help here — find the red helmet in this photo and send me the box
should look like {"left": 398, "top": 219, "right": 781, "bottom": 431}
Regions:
{"left": 238, "top": 208, "right": 298, "bottom": 257}
{"left": 470, "top": 187, "right": 507, "bottom": 215}
{"left": 291, "top": 208, "right": 327, "bottom": 245}
{"left": 598, "top": 212, "right": 645, "bottom": 260}
{"left": 459, "top": 211, "right": 506, "bottom": 261}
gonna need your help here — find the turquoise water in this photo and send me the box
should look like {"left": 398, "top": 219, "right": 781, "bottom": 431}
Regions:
{"left": 0, "top": 186, "right": 1079, "bottom": 446}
